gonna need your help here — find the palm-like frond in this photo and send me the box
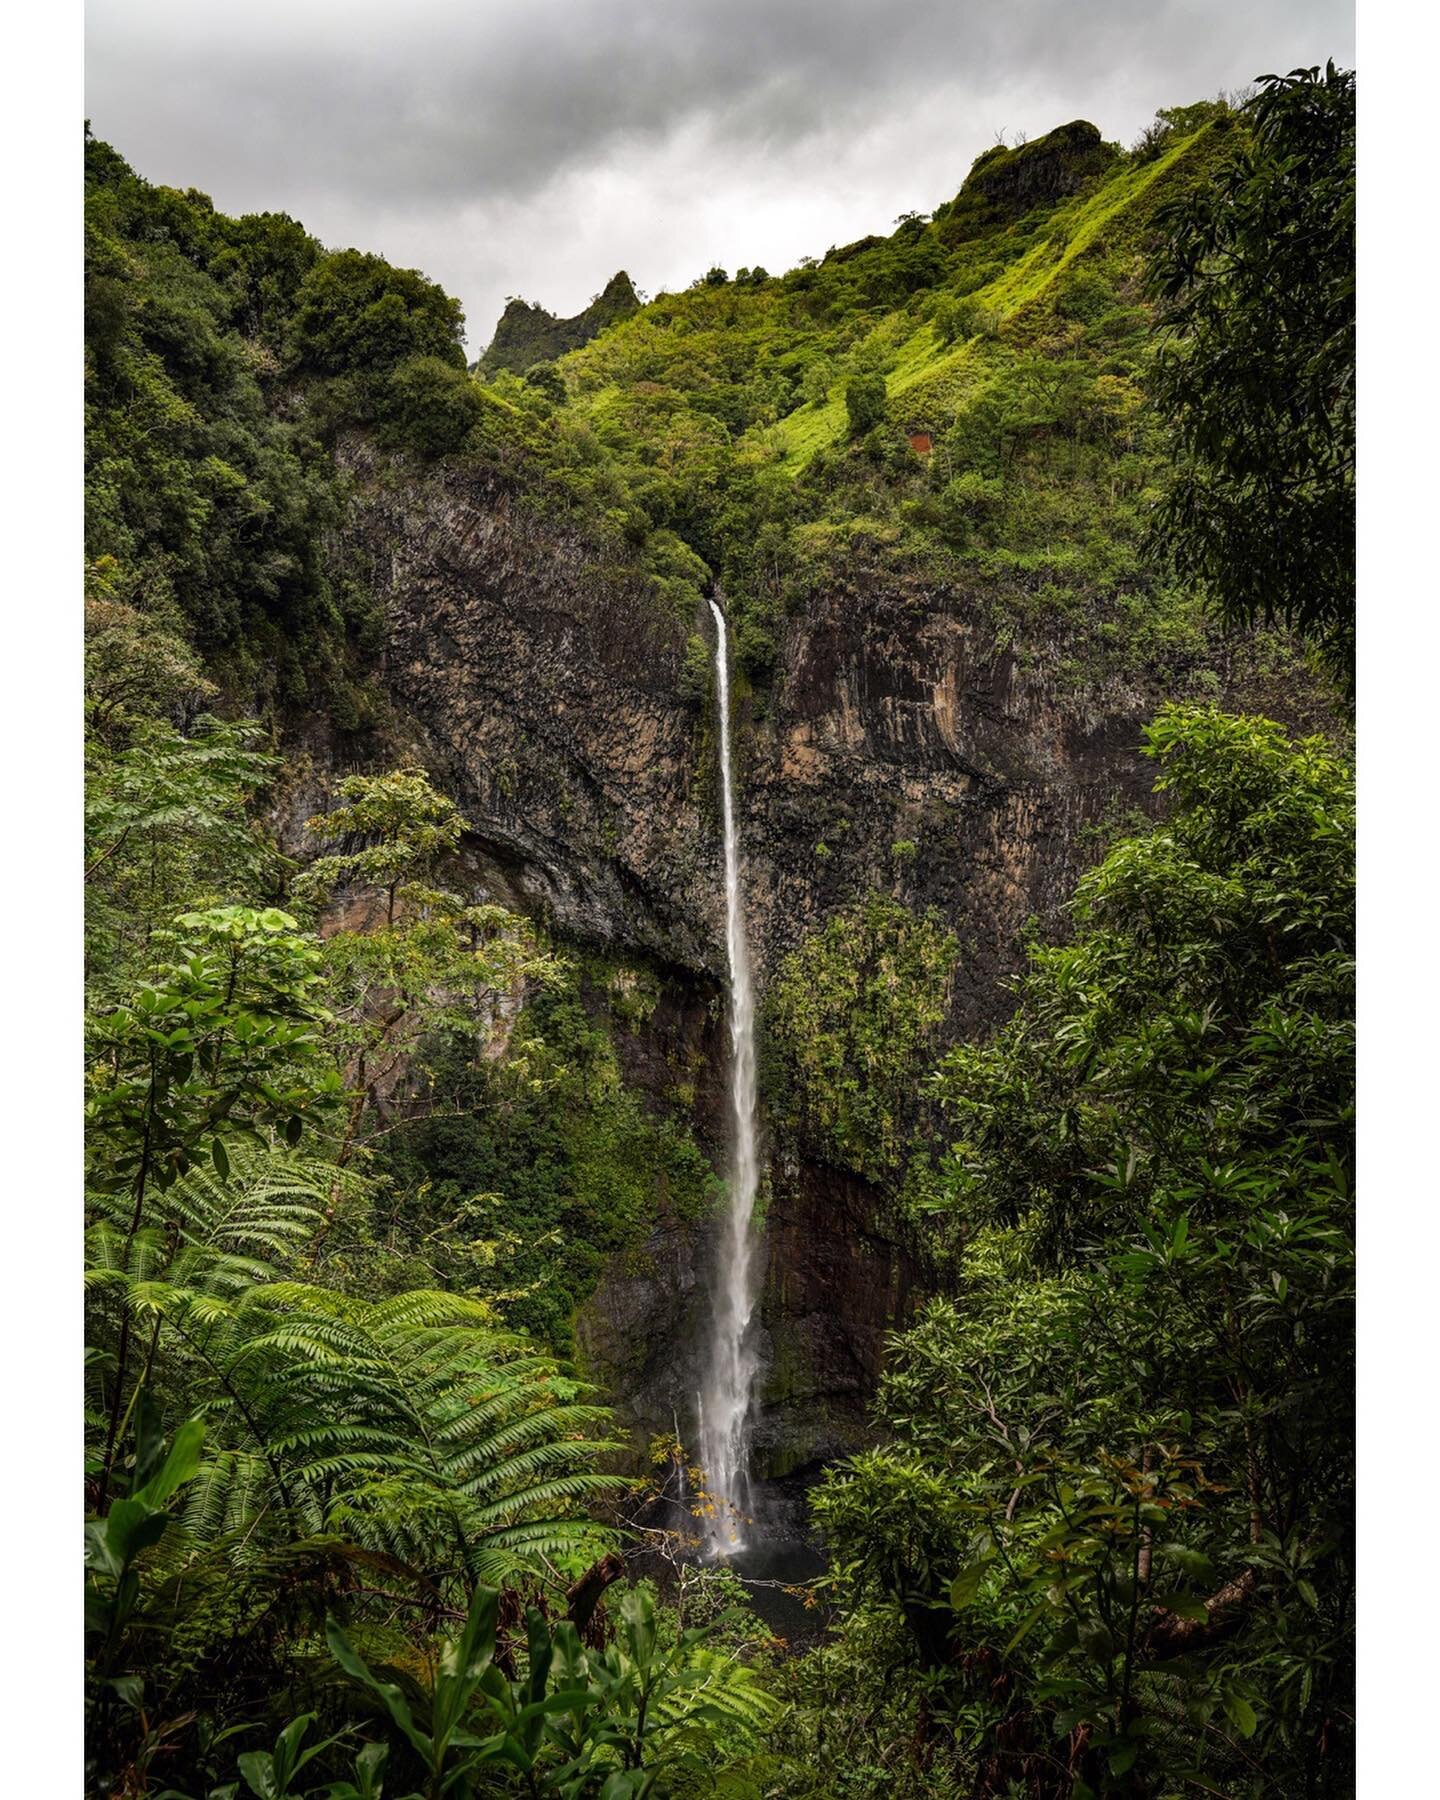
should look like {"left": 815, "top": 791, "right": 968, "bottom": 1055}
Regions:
{"left": 85, "top": 1145, "right": 338, "bottom": 1279}
{"left": 219, "top": 1284, "right": 624, "bottom": 1578}
{"left": 178, "top": 1448, "right": 276, "bottom": 1542}
{"left": 87, "top": 1149, "right": 621, "bottom": 1591}
{"left": 84, "top": 1146, "right": 338, "bottom": 1470}
{"left": 654, "top": 1646, "right": 779, "bottom": 1738}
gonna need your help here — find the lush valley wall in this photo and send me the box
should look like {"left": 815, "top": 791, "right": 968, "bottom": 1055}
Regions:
{"left": 295, "top": 437, "right": 1327, "bottom": 1468}
{"left": 82, "top": 64, "right": 1356, "bottom": 1798}
{"left": 85, "top": 104, "right": 1334, "bottom": 1470}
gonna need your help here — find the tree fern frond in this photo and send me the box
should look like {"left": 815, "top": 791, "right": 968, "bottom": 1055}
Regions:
{"left": 86, "top": 1124, "right": 619, "bottom": 1586}
{"left": 124, "top": 1272, "right": 621, "bottom": 1578}
{"left": 467, "top": 1470, "right": 630, "bottom": 1524}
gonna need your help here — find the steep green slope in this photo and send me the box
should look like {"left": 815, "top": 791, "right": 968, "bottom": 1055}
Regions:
{"left": 86, "top": 102, "right": 1297, "bottom": 717}
{"left": 84, "top": 131, "right": 492, "bottom": 713}
{"left": 770, "top": 122, "right": 1206, "bottom": 466}
{"left": 490, "top": 108, "right": 1279, "bottom": 686}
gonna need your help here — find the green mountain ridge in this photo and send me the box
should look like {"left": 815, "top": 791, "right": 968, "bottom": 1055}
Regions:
{"left": 488, "top": 100, "right": 1296, "bottom": 692}
{"left": 84, "top": 99, "right": 1277, "bottom": 710}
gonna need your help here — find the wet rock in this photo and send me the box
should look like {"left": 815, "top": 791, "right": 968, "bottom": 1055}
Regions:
{"left": 297, "top": 447, "right": 1326, "bottom": 1466}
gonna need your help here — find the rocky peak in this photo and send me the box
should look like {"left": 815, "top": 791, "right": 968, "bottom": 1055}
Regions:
{"left": 957, "top": 119, "right": 1117, "bottom": 220}
{"left": 476, "top": 269, "right": 640, "bottom": 375}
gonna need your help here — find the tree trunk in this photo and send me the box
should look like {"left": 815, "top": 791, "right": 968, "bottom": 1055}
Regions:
{"left": 1146, "top": 1568, "right": 1258, "bottom": 1658}
{"left": 566, "top": 1550, "right": 626, "bottom": 1638}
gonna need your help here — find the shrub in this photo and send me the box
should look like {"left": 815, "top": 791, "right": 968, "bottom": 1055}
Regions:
{"left": 679, "top": 632, "right": 712, "bottom": 701}
{"left": 523, "top": 360, "right": 567, "bottom": 404}
{"left": 938, "top": 471, "right": 1005, "bottom": 546}
{"left": 766, "top": 897, "right": 957, "bottom": 1180}
{"left": 288, "top": 248, "right": 466, "bottom": 377}
{"left": 933, "top": 295, "right": 986, "bottom": 344}
{"left": 845, "top": 372, "right": 888, "bottom": 438}
{"left": 1054, "top": 266, "right": 1117, "bottom": 324}
{"left": 801, "top": 360, "right": 834, "bottom": 407}
{"left": 375, "top": 356, "right": 484, "bottom": 459}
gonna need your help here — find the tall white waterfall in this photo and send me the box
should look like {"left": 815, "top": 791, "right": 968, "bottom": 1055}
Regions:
{"left": 698, "top": 598, "right": 761, "bottom": 1556}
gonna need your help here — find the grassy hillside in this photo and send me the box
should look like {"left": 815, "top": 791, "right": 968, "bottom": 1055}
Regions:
{"left": 85, "top": 101, "right": 1306, "bottom": 717}
{"left": 477, "top": 105, "right": 1303, "bottom": 691}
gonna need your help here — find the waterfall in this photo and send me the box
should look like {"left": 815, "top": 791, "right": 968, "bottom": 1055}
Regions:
{"left": 698, "top": 598, "right": 761, "bottom": 1557}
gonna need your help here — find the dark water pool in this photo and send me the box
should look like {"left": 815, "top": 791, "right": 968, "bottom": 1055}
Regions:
{"left": 722, "top": 1532, "right": 831, "bottom": 1645}
{"left": 634, "top": 1474, "right": 834, "bottom": 1648}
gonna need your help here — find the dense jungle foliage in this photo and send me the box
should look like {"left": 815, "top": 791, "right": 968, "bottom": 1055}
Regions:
{"left": 85, "top": 63, "right": 1353, "bottom": 1799}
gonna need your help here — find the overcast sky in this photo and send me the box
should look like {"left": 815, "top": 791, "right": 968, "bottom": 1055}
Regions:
{"left": 85, "top": 0, "right": 1354, "bottom": 353}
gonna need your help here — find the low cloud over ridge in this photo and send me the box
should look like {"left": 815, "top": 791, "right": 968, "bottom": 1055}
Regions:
{"left": 86, "top": 0, "right": 1354, "bottom": 349}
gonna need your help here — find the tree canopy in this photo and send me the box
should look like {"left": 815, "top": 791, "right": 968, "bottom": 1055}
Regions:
{"left": 1147, "top": 65, "right": 1356, "bottom": 680}
{"left": 811, "top": 706, "right": 1354, "bottom": 1794}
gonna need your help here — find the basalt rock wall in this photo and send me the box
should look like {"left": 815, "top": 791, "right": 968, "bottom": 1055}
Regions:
{"left": 309, "top": 446, "right": 1320, "bottom": 1466}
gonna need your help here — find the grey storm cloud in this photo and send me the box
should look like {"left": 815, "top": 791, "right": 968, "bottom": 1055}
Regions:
{"left": 85, "top": 0, "right": 1354, "bottom": 348}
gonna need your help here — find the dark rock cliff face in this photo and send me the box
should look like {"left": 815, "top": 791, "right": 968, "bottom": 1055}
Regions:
{"left": 314, "top": 446, "right": 1321, "bottom": 1468}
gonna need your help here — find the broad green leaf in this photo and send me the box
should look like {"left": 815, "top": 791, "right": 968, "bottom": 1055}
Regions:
{"left": 949, "top": 1559, "right": 990, "bottom": 1609}
{"left": 134, "top": 1417, "right": 206, "bottom": 1508}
